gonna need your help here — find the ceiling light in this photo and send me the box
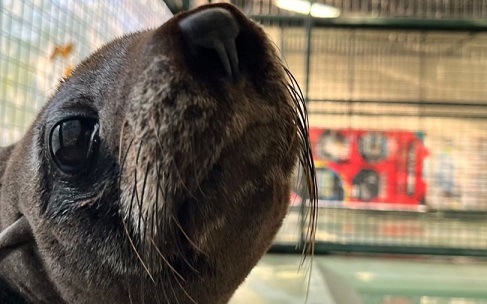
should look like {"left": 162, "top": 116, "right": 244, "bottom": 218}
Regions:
{"left": 275, "top": 0, "right": 341, "bottom": 18}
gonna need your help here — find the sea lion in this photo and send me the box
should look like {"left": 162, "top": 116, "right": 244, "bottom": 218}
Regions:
{"left": 0, "top": 3, "right": 316, "bottom": 303}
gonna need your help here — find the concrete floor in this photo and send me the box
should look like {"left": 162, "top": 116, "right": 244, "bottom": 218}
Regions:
{"left": 230, "top": 206, "right": 487, "bottom": 303}
{"left": 230, "top": 254, "right": 487, "bottom": 304}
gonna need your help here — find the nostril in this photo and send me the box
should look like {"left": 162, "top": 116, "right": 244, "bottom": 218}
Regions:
{"left": 179, "top": 7, "right": 240, "bottom": 79}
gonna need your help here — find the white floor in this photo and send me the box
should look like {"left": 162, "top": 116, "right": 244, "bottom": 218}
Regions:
{"left": 230, "top": 254, "right": 487, "bottom": 304}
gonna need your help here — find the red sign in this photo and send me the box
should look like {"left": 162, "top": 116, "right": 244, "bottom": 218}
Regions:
{"left": 296, "top": 128, "right": 428, "bottom": 209}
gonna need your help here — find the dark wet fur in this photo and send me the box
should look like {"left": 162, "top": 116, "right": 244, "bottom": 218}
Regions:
{"left": 115, "top": 65, "right": 318, "bottom": 304}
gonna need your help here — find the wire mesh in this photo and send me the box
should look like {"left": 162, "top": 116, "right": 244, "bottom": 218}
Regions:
{"left": 0, "top": 0, "right": 171, "bottom": 146}
{"left": 238, "top": 1, "right": 487, "bottom": 255}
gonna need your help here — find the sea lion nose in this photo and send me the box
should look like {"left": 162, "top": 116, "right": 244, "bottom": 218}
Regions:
{"left": 179, "top": 7, "right": 240, "bottom": 79}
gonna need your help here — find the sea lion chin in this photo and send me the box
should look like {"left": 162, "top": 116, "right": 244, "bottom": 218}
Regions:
{"left": 0, "top": 3, "right": 316, "bottom": 304}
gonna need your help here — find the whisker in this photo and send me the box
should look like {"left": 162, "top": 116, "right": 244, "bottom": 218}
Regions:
{"left": 128, "top": 280, "right": 133, "bottom": 304}
{"left": 169, "top": 281, "right": 181, "bottom": 304}
{"left": 122, "top": 220, "right": 156, "bottom": 283}
{"left": 283, "top": 66, "right": 318, "bottom": 257}
{"left": 119, "top": 138, "right": 135, "bottom": 183}
{"left": 135, "top": 141, "right": 145, "bottom": 245}
{"left": 119, "top": 137, "right": 158, "bottom": 285}
{"left": 171, "top": 215, "right": 206, "bottom": 259}
{"left": 170, "top": 217, "right": 201, "bottom": 274}
{"left": 151, "top": 124, "right": 195, "bottom": 303}
{"left": 139, "top": 161, "right": 152, "bottom": 260}
{"left": 172, "top": 273, "right": 197, "bottom": 304}
{"left": 127, "top": 173, "right": 138, "bottom": 238}
{"left": 283, "top": 65, "right": 318, "bottom": 304}
{"left": 150, "top": 113, "right": 165, "bottom": 158}
{"left": 118, "top": 119, "right": 129, "bottom": 163}
{"left": 149, "top": 238, "right": 186, "bottom": 280}
{"left": 171, "top": 156, "right": 193, "bottom": 196}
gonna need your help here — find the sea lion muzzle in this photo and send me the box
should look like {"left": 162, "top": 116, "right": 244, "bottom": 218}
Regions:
{"left": 0, "top": 4, "right": 316, "bottom": 303}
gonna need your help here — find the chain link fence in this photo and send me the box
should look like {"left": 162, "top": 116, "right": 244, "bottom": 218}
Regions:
{"left": 229, "top": 0, "right": 487, "bottom": 256}
{"left": 0, "top": 0, "right": 171, "bottom": 146}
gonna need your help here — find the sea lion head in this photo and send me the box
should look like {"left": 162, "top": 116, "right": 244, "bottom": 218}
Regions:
{"left": 0, "top": 3, "right": 316, "bottom": 303}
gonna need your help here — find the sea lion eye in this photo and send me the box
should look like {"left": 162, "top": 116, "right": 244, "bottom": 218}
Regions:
{"left": 49, "top": 118, "right": 99, "bottom": 174}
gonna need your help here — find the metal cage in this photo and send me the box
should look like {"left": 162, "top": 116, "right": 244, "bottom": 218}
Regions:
{"left": 230, "top": 0, "right": 487, "bottom": 256}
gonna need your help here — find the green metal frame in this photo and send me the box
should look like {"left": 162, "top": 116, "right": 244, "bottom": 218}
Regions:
{"left": 270, "top": 243, "right": 487, "bottom": 257}
{"left": 251, "top": 15, "right": 487, "bottom": 32}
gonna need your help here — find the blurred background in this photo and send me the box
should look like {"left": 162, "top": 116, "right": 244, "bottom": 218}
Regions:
{"left": 2, "top": 0, "right": 487, "bottom": 303}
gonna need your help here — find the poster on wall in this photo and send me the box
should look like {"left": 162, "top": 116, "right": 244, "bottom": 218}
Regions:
{"left": 292, "top": 128, "right": 428, "bottom": 211}
{"left": 425, "top": 136, "right": 487, "bottom": 211}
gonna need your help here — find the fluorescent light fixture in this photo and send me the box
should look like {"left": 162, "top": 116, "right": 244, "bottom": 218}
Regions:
{"left": 275, "top": 0, "right": 341, "bottom": 18}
